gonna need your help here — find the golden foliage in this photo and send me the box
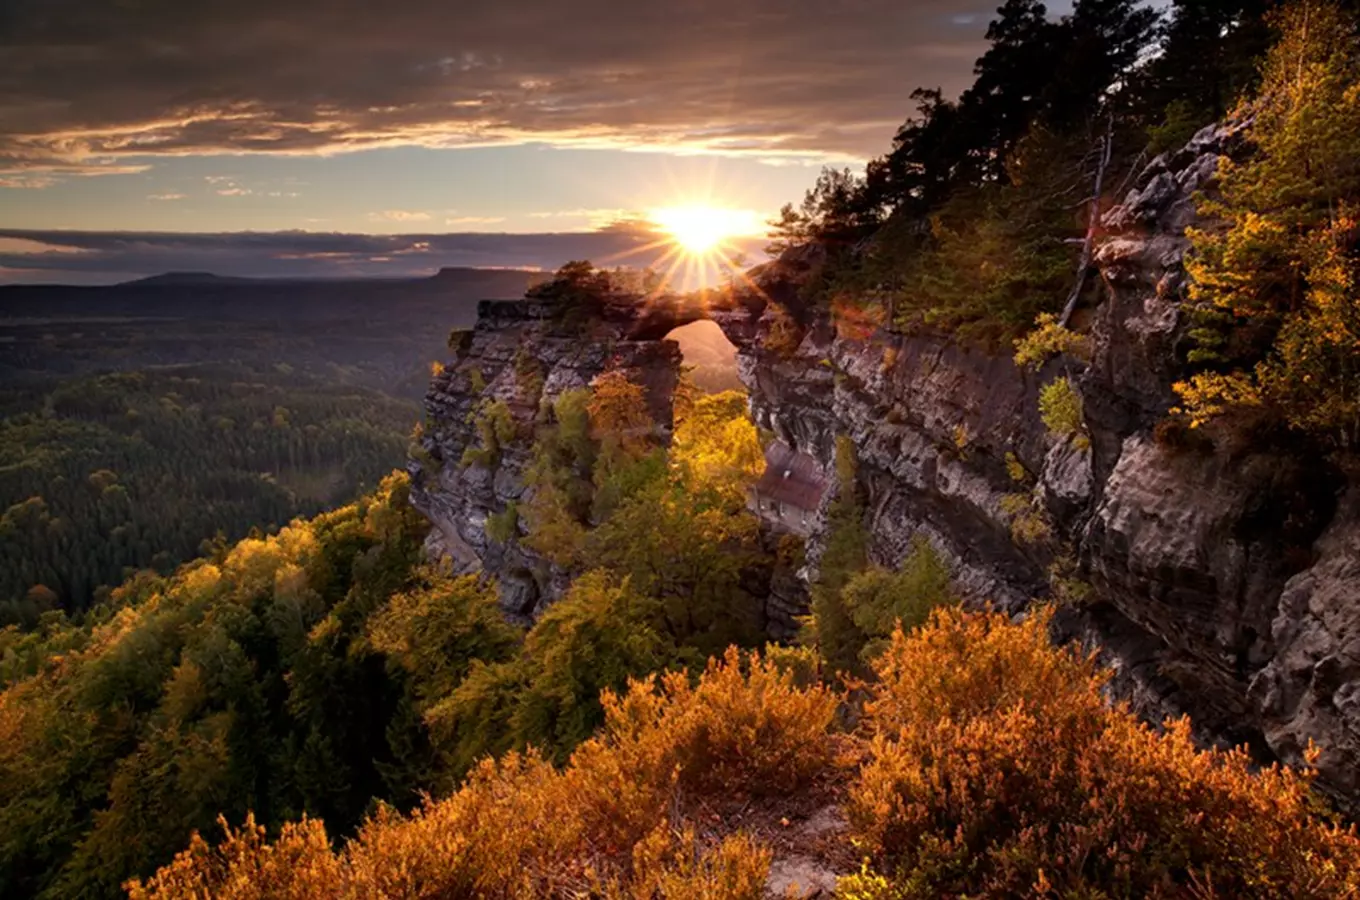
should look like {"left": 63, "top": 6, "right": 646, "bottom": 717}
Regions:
{"left": 670, "top": 390, "right": 764, "bottom": 503}
{"left": 950, "top": 423, "right": 969, "bottom": 453}
{"left": 1179, "top": 1, "right": 1360, "bottom": 444}
{"left": 588, "top": 370, "right": 653, "bottom": 448}
{"left": 1012, "top": 312, "right": 1090, "bottom": 371}
{"left": 127, "top": 648, "right": 836, "bottom": 899}
{"left": 846, "top": 606, "right": 1360, "bottom": 898}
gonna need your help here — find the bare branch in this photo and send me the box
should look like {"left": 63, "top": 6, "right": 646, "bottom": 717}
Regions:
{"left": 1059, "top": 114, "right": 1115, "bottom": 329}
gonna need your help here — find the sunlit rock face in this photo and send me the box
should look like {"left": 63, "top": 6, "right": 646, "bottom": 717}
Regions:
{"left": 725, "top": 123, "right": 1356, "bottom": 812}
{"left": 412, "top": 123, "right": 1360, "bottom": 810}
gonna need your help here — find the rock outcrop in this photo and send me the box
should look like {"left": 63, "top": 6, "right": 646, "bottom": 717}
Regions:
{"left": 412, "top": 123, "right": 1360, "bottom": 811}
{"left": 408, "top": 289, "right": 790, "bottom": 624}
{"left": 412, "top": 297, "right": 686, "bottom": 620}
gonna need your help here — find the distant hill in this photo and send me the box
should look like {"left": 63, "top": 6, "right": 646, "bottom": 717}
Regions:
{"left": 2, "top": 267, "right": 541, "bottom": 321}
{"left": 0, "top": 267, "right": 543, "bottom": 394}
{"left": 122, "top": 271, "right": 260, "bottom": 286}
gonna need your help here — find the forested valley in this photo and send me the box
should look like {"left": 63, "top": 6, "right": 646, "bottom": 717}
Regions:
{"left": 0, "top": 365, "right": 414, "bottom": 622}
{"left": 0, "top": 269, "right": 535, "bottom": 621}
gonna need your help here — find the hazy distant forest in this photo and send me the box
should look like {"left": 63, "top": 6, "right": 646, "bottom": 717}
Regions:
{"left": 5, "top": 0, "right": 1360, "bottom": 898}
{"left": 0, "top": 271, "right": 540, "bottom": 622}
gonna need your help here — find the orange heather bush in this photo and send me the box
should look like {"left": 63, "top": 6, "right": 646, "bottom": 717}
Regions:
{"left": 601, "top": 646, "right": 841, "bottom": 797}
{"left": 127, "top": 648, "right": 836, "bottom": 899}
{"left": 622, "top": 827, "right": 772, "bottom": 900}
{"left": 844, "top": 607, "right": 1360, "bottom": 899}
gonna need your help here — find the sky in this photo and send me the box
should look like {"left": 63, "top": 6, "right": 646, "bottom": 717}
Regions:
{"left": 0, "top": 0, "right": 1019, "bottom": 283}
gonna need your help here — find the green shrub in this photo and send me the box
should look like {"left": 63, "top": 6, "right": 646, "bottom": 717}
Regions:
{"left": 513, "top": 348, "right": 545, "bottom": 405}
{"left": 367, "top": 573, "right": 519, "bottom": 706}
{"left": 460, "top": 399, "right": 516, "bottom": 469}
{"left": 803, "top": 435, "right": 871, "bottom": 676}
{"left": 485, "top": 501, "right": 519, "bottom": 544}
{"left": 841, "top": 535, "right": 956, "bottom": 663}
{"left": 1000, "top": 491, "right": 1053, "bottom": 545}
{"left": 1038, "top": 376, "right": 1085, "bottom": 444}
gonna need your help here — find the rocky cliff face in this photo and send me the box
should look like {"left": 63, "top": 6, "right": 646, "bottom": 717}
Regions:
{"left": 412, "top": 296, "right": 686, "bottom": 620}
{"left": 412, "top": 123, "right": 1360, "bottom": 811}
{"left": 736, "top": 122, "right": 1356, "bottom": 809}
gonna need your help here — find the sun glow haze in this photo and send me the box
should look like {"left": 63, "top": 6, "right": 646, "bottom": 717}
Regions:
{"left": 650, "top": 205, "right": 765, "bottom": 256}
{"left": 627, "top": 203, "right": 767, "bottom": 292}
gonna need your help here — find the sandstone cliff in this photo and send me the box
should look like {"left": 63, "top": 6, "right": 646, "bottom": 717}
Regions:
{"left": 411, "top": 123, "right": 1360, "bottom": 811}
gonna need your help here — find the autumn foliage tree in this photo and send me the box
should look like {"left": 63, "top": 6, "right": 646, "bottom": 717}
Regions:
{"left": 1174, "top": 0, "right": 1360, "bottom": 445}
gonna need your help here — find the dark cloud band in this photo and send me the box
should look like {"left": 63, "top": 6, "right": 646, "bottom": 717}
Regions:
{"left": 0, "top": 228, "right": 770, "bottom": 284}
{"left": 1, "top": 0, "right": 988, "bottom": 173}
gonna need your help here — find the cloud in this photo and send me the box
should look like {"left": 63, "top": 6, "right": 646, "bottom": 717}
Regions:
{"left": 0, "top": 236, "right": 91, "bottom": 255}
{"left": 0, "top": 162, "right": 149, "bottom": 188}
{"left": 147, "top": 192, "right": 187, "bottom": 200}
{"left": 199, "top": 176, "right": 298, "bottom": 198}
{"left": 445, "top": 216, "right": 507, "bottom": 226}
{"left": 528, "top": 208, "right": 639, "bottom": 229}
{"left": 0, "top": 175, "right": 57, "bottom": 189}
{"left": 0, "top": 227, "right": 769, "bottom": 285}
{"left": 372, "top": 210, "right": 433, "bottom": 222}
{"left": 1, "top": 1, "right": 994, "bottom": 176}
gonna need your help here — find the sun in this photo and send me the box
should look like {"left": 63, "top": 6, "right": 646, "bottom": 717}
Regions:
{"left": 649, "top": 205, "right": 763, "bottom": 257}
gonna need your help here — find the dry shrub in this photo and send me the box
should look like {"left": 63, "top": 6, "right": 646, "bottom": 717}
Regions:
{"left": 600, "top": 646, "right": 841, "bottom": 798}
{"left": 124, "top": 814, "right": 340, "bottom": 900}
{"left": 341, "top": 752, "right": 574, "bottom": 896}
{"left": 763, "top": 308, "right": 804, "bottom": 357}
{"left": 128, "top": 648, "right": 836, "bottom": 899}
{"left": 622, "top": 826, "right": 771, "bottom": 900}
{"left": 845, "top": 606, "right": 1360, "bottom": 899}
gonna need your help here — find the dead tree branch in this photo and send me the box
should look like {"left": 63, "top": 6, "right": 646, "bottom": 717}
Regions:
{"left": 1059, "top": 115, "right": 1114, "bottom": 328}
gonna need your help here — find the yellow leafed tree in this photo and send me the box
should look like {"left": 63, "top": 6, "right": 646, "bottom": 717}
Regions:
{"left": 1178, "top": 0, "right": 1360, "bottom": 445}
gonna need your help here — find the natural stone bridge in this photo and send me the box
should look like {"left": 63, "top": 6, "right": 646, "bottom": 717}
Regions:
{"left": 409, "top": 278, "right": 801, "bottom": 627}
